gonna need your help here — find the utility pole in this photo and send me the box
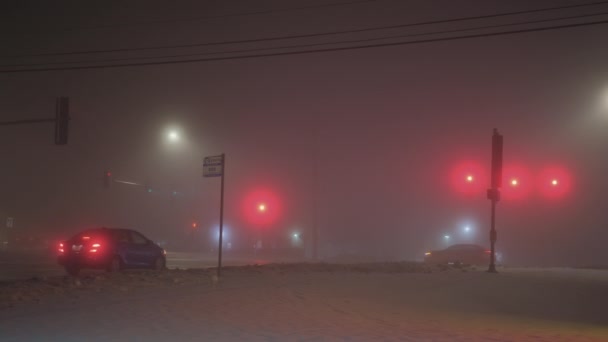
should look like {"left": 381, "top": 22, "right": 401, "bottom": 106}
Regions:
{"left": 0, "top": 97, "right": 70, "bottom": 145}
{"left": 217, "top": 154, "right": 225, "bottom": 278}
{"left": 311, "top": 123, "right": 320, "bottom": 261}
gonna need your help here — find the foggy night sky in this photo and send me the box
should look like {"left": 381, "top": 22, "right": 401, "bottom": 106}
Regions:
{"left": 1, "top": 0, "right": 608, "bottom": 266}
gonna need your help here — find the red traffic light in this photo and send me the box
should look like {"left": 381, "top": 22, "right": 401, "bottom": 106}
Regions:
{"left": 242, "top": 188, "right": 282, "bottom": 228}
{"left": 192, "top": 222, "right": 198, "bottom": 228}
{"left": 450, "top": 161, "right": 486, "bottom": 196}
{"left": 103, "top": 170, "right": 112, "bottom": 189}
{"left": 539, "top": 166, "right": 572, "bottom": 200}
{"left": 501, "top": 164, "right": 532, "bottom": 201}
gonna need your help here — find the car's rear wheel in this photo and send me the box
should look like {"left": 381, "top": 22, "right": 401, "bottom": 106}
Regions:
{"left": 107, "top": 256, "right": 122, "bottom": 273}
{"left": 153, "top": 256, "right": 166, "bottom": 271}
{"left": 65, "top": 264, "right": 80, "bottom": 276}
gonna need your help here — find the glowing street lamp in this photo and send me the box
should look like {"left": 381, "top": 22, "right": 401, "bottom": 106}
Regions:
{"left": 258, "top": 203, "right": 267, "bottom": 212}
{"left": 464, "top": 226, "right": 471, "bottom": 233}
{"left": 551, "top": 179, "right": 559, "bottom": 186}
{"left": 466, "top": 175, "right": 474, "bottom": 183}
{"left": 167, "top": 130, "right": 180, "bottom": 142}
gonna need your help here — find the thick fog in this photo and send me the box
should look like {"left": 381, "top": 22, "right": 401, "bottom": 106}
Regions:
{"left": 1, "top": 0, "right": 608, "bottom": 266}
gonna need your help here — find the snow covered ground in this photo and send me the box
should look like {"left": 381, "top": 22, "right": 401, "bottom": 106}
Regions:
{"left": 1, "top": 263, "right": 607, "bottom": 341}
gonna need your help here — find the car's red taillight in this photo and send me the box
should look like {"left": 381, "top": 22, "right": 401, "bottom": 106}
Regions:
{"left": 90, "top": 243, "right": 101, "bottom": 253}
{"left": 58, "top": 243, "right": 64, "bottom": 254}
{"left": 485, "top": 250, "right": 491, "bottom": 254}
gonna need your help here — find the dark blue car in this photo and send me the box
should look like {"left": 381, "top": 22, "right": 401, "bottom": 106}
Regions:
{"left": 57, "top": 227, "right": 166, "bottom": 276}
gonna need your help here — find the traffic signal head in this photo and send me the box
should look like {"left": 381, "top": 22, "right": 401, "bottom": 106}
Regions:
{"left": 103, "top": 170, "right": 112, "bottom": 188}
{"left": 491, "top": 129, "right": 503, "bottom": 189}
{"left": 501, "top": 164, "right": 532, "bottom": 201}
{"left": 55, "top": 97, "right": 69, "bottom": 145}
{"left": 539, "top": 167, "right": 572, "bottom": 200}
{"left": 450, "top": 161, "right": 486, "bottom": 196}
{"left": 242, "top": 188, "right": 282, "bottom": 229}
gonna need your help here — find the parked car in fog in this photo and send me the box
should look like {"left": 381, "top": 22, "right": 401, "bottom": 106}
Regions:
{"left": 57, "top": 227, "right": 166, "bottom": 276}
{"left": 424, "top": 244, "right": 493, "bottom": 266}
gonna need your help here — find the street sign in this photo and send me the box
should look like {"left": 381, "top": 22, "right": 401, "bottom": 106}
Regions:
{"left": 203, "top": 155, "right": 224, "bottom": 177}
{"left": 6, "top": 217, "right": 14, "bottom": 228}
{"left": 203, "top": 153, "right": 227, "bottom": 278}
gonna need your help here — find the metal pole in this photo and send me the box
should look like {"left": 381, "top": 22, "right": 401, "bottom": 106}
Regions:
{"left": 487, "top": 128, "right": 502, "bottom": 273}
{"left": 217, "top": 153, "right": 225, "bottom": 278}
{"left": 488, "top": 197, "right": 498, "bottom": 273}
{"left": 311, "top": 124, "right": 320, "bottom": 260}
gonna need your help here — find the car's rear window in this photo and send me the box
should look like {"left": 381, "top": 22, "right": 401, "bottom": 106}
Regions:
{"left": 69, "top": 229, "right": 110, "bottom": 243}
{"left": 447, "top": 244, "right": 483, "bottom": 251}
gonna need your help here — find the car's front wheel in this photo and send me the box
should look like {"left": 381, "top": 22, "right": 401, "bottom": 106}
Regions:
{"left": 153, "top": 256, "right": 166, "bottom": 271}
{"left": 107, "top": 256, "right": 123, "bottom": 273}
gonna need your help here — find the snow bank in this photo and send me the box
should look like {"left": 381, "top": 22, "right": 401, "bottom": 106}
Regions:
{"left": 0, "top": 262, "right": 459, "bottom": 308}
{"left": 1, "top": 265, "right": 607, "bottom": 341}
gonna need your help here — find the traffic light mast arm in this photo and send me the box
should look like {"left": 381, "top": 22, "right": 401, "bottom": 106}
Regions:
{"left": 0, "top": 118, "right": 55, "bottom": 126}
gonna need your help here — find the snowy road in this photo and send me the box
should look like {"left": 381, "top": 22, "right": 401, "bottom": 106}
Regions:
{"left": 1, "top": 264, "right": 607, "bottom": 341}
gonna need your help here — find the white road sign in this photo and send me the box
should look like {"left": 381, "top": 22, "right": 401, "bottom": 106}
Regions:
{"left": 203, "top": 155, "right": 224, "bottom": 177}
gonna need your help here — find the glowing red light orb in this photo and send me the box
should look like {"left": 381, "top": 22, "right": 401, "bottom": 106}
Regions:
{"left": 539, "top": 167, "right": 572, "bottom": 200}
{"left": 450, "top": 161, "right": 486, "bottom": 196}
{"left": 242, "top": 188, "right": 282, "bottom": 228}
{"left": 501, "top": 164, "right": 532, "bottom": 201}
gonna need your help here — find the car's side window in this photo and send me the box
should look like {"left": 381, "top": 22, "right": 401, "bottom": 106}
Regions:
{"left": 131, "top": 232, "right": 148, "bottom": 245}
{"left": 113, "top": 230, "right": 130, "bottom": 243}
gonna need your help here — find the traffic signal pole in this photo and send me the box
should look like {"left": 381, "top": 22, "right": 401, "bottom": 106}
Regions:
{"left": 487, "top": 128, "right": 503, "bottom": 273}
{"left": 489, "top": 193, "right": 498, "bottom": 273}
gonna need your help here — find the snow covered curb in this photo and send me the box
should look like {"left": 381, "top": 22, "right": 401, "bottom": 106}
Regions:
{"left": 0, "top": 262, "right": 470, "bottom": 309}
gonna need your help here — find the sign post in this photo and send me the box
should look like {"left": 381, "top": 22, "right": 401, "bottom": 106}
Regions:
{"left": 204, "top": 154, "right": 225, "bottom": 278}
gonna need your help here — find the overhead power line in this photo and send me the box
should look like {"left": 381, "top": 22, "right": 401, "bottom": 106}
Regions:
{"left": 3, "top": 11, "right": 607, "bottom": 69}
{"left": 2, "top": 0, "right": 608, "bottom": 59}
{"left": 4, "top": 0, "right": 380, "bottom": 35}
{"left": 1, "top": 19, "right": 607, "bottom": 74}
